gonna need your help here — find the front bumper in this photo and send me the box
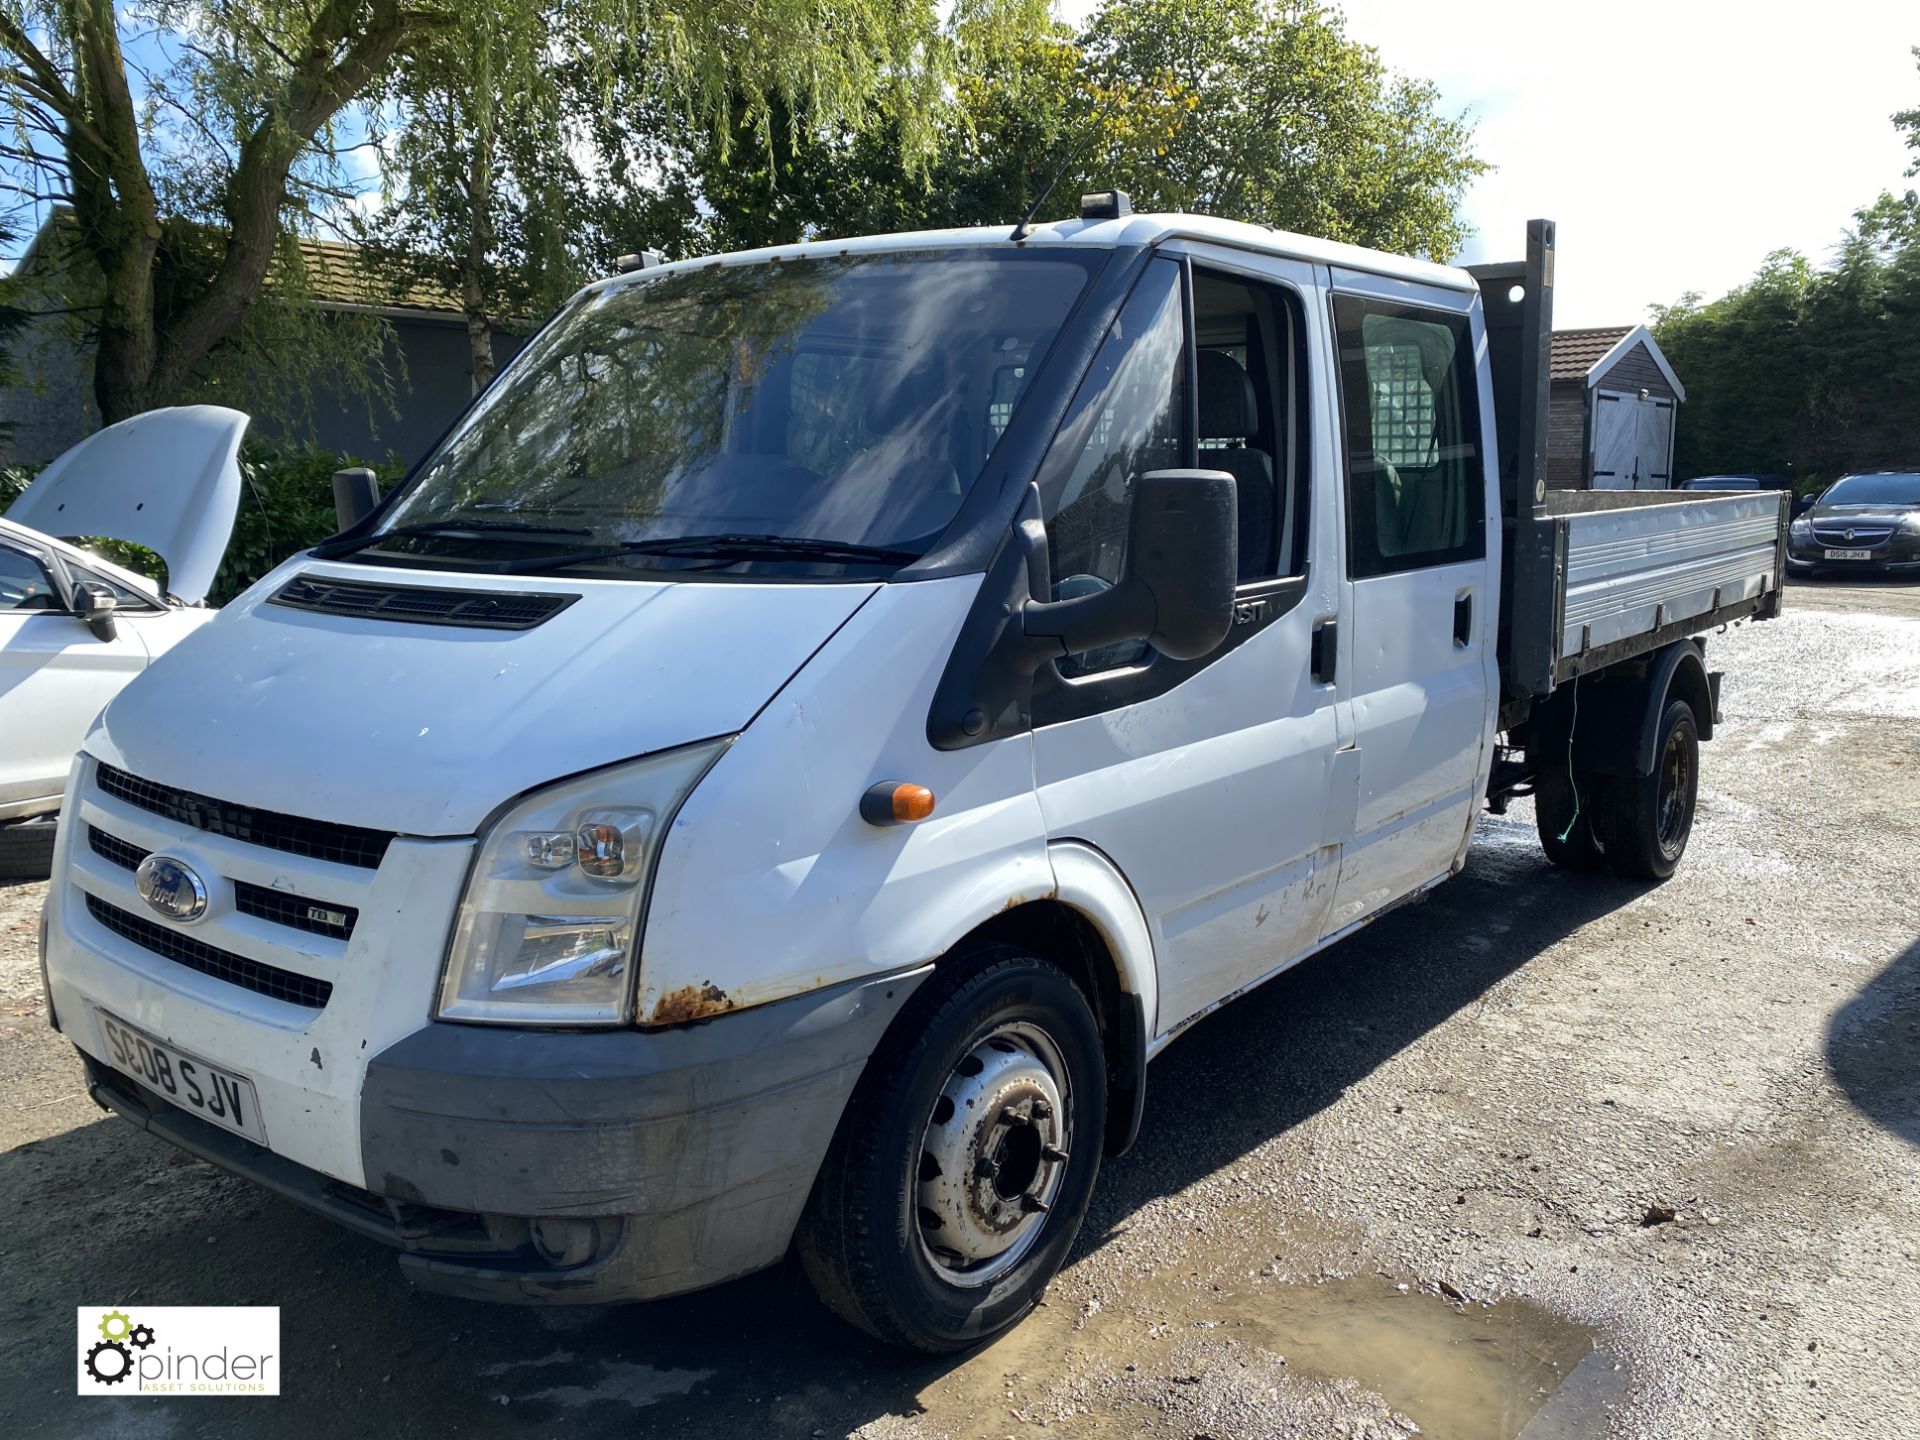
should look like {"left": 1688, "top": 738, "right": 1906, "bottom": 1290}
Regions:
{"left": 1787, "top": 535, "right": 1920, "bottom": 572}
{"left": 82, "top": 966, "right": 926, "bottom": 1303}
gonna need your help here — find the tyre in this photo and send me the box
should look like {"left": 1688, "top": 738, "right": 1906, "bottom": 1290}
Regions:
{"left": 796, "top": 946, "right": 1106, "bottom": 1353}
{"left": 0, "top": 814, "right": 57, "bottom": 883}
{"left": 1533, "top": 767, "right": 1606, "bottom": 870}
{"left": 1595, "top": 698, "right": 1699, "bottom": 881}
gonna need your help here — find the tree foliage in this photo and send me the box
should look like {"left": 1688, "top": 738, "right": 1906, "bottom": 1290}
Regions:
{"left": 3, "top": 0, "right": 1486, "bottom": 442}
{"left": 352, "top": 2, "right": 966, "bottom": 389}
{"left": 674, "top": 0, "right": 1484, "bottom": 261}
{"left": 1, "top": 0, "right": 457, "bottom": 424}
{"left": 0, "top": 0, "right": 958, "bottom": 425}
{"left": 1653, "top": 55, "right": 1920, "bottom": 485}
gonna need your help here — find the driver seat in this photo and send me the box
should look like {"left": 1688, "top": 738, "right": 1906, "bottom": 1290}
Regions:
{"left": 1196, "top": 350, "right": 1275, "bottom": 579}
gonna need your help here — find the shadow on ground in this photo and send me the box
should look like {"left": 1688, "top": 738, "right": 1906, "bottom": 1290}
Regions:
{"left": 0, "top": 821, "right": 1646, "bottom": 1438}
{"left": 1827, "top": 937, "right": 1920, "bottom": 1149}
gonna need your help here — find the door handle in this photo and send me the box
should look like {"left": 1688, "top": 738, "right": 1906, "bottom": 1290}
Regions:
{"left": 1453, "top": 591, "right": 1473, "bottom": 648}
{"left": 1311, "top": 617, "right": 1337, "bottom": 685}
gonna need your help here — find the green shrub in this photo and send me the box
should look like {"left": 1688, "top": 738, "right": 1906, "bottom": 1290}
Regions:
{"left": 215, "top": 445, "right": 408, "bottom": 605}
{"left": 0, "top": 463, "right": 33, "bottom": 506}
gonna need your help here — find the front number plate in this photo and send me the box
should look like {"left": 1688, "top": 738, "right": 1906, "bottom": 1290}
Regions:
{"left": 1825, "top": 548, "right": 1872, "bottom": 561}
{"left": 94, "top": 1009, "right": 267, "bottom": 1145}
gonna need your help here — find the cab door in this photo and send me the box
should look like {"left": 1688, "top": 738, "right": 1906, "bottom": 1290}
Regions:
{"left": 1319, "top": 275, "right": 1500, "bottom": 937}
{"left": 1030, "top": 248, "right": 1345, "bottom": 1038}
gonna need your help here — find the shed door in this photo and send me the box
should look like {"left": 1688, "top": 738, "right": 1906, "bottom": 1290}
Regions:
{"left": 1592, "top": 389, "right": 1675, "bottom": 489}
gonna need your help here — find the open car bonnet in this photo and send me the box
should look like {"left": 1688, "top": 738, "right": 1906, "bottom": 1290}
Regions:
{"left": 4, "top": 405, "right": 247, "bottom": 604}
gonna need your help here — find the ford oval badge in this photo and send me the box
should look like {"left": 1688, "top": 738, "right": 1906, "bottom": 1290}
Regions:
{"left": 135, "top": 855, "right": 209, "bottom": 923}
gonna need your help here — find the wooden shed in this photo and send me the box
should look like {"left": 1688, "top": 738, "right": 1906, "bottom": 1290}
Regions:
{"left": 1546, "top": 325, "right": 1687, "bottom": 490}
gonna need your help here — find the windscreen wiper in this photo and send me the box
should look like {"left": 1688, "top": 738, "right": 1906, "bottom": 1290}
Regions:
{"left": 312, "top": 519, "right": 593, "bottom": 561}
{"left": 498, "top": 532, "right": 923, "bottom": 574}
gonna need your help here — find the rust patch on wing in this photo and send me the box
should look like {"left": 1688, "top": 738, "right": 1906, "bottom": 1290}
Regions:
{"left": 649, "top": 982, "right": 736, "bottom": 1026}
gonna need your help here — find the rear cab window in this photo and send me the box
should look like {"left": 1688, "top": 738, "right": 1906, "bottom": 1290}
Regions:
{"left": 1332, "top": 296, "right": 1486, "bottom": 578}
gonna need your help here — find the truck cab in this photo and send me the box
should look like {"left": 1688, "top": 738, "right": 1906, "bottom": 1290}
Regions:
{"left": 40, "top": 202, "right": 1784, "bottom": 1352}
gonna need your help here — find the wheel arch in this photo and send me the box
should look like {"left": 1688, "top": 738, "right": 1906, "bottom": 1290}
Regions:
{"left": 1654, "top": 640, "right": 1715, "bottom": 747}
{"left": 1550, "top": 638, "right": 1715, "bottom": 780}
{"left": 903, "top": 842, "right": 1156, "bottom": 1158}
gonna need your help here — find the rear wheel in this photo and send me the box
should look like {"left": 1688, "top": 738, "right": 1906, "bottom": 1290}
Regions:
{"left": 1596, "top": 698, "right": 1699, "bottom": 881}
{"left": 796, "top": 947, "right": 1106, "bottom": 1353}
{"left": 1533, "top": 768, "right": 1606, "bottom": 869}
{"left": 0, "top": 815, "right": 57, "bottom": 883}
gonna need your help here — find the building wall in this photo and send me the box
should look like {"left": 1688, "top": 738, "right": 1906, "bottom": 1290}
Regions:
{"left": 1546, "top": 379, "right": 1589, "bottom": 490}
{"left": 274, "top": 316, "right": 526, "bottom": 469}
{"left": 0, "top": 310, "right": 525, "bottom": 471}
{"left": 0, "top": 310, "right": 98, "bottom": 468}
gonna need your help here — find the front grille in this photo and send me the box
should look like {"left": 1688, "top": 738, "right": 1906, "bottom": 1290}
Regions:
{"left": 96, "top": 764, "right": 392, "bottom": 870}
{"left": 233, "top": 881, "right": 357, "bottom": 941}
{"left": 269, "top": 574, "right": 579, "bottom": 631}
{"left": 88, "top": 826, "right": 148, "bottom": 872}
{"left": 84, "top": 894, "right": 333, "bottom": 1009}
{"left": 89, "top": 825, "right": 359, "bottom": 942}
{"left": 1811, "top": 525, "right": 1893, "bottom": 547}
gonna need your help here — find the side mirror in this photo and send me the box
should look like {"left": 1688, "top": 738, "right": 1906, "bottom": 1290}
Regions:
{"left": 71, "top": 581, "right": 118, "bottom": 642}
{"left": 332, "top": 467, "right": 382, "bottom": 530}
{"left": 1023, "top": 469, "right": 1238, "bottom": 662}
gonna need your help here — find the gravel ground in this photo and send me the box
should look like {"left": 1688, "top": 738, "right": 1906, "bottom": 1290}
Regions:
{"left": 1, "top": 576, "right": 1916, "bottom": 1439}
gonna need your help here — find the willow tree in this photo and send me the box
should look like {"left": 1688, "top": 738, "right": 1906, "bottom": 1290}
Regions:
{"left": 357, "top": 1, "right": 961, "bottom": 392}
{"left": 0, "top": 0, "right": 956, "bottom": 423}
{"left": 680, "top": 0, "right": 1483, "bottom": 264}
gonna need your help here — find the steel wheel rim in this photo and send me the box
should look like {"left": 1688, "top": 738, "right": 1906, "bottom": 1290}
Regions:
{"left": 913, "top": 1020, "right": 1072, "bottom": 1289}
{"left": 1656, "top": 723, "right": 1693, "bottom": 858}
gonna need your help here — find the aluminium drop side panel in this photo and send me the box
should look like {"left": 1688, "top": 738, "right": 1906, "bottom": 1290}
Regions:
{"left": 1555, "top": 491, "right": 1784, "bottom": 659}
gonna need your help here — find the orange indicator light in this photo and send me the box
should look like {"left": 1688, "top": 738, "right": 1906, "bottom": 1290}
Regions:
{"left": 861, "top": 781, "right": 937, "bottom": 826}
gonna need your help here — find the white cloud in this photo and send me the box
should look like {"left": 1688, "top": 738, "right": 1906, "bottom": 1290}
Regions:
{"left": 1055, "top": 0, "right": 1918, "bottom": 325}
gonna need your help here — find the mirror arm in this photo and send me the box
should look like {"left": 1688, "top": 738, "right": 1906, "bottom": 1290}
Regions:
{"left": 1021, "top": 580, "right": 1155, "bottom": 659}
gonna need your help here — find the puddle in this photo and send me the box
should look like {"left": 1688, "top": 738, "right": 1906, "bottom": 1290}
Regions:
{"left": 1207, "top": 1277, "right": 1624, "bottom": 1440}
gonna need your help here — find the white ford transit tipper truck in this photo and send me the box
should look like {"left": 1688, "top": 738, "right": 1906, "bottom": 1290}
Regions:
{"left": 39, "top": 201, "right": 1786, "bottom": 1352}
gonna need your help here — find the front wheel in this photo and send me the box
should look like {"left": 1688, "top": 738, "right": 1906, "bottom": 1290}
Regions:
{"left": 1596, "top": 698, "right": 1700, "bottom": 881}
{"left": 796, "top": 947, "right": 1106, "bottom": 1353}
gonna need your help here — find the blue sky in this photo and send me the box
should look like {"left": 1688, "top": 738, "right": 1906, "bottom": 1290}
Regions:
{"left": 1062, "top": 0, "right": 1919, "bottom": 326}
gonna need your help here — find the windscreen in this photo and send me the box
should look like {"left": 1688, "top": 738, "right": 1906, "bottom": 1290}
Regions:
{"left": 370, "top": 249, "right": 1101, "bottom": 576}
{"left": 1820, "top": 474, "right": 1920, "bottom": 506}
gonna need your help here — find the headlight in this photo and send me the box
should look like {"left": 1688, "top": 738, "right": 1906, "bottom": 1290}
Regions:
{"left": 1898, "top": 511, "right": 1920, "bottom": 536}
{"left": 437, "top": 738, "right": 730, "bottom": 1025}
{"left": 1789, "top": 514, "right": 1812, "bottom": 538}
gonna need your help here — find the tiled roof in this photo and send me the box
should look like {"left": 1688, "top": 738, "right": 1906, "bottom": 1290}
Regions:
{"left": 289, "top": 235, "right": 462, "bottom": 315}
{"left": 17, "top": 210, "right": 464, "bottom": 318}
{"left": 1550, "top": 326, "right": 1634, "bottom": 381}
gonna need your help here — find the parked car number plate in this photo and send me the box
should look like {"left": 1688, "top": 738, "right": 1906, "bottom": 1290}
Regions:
{"left": 94, "top": 1008, "right": 267, "bottom": 1144}
{"left": 1824, "top": 548, "right": 1872, "bottom": 561}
